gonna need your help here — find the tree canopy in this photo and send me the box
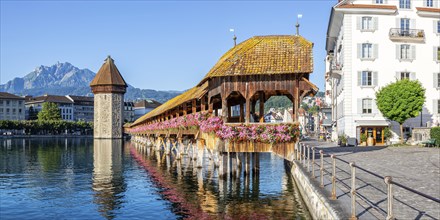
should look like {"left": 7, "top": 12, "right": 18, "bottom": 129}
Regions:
{"left": 38, "top": 102, "right": 62, "bottom": 121}
{"left": 375, "top": 79, "right": 425, "bottom": 142}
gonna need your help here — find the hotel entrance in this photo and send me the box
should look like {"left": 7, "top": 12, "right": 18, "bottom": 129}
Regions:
{"left": 360, "top": 126, "right": 385, "bottom": 146}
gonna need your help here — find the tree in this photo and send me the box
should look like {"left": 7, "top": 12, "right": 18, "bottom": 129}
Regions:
{"left": 28, "top": 106, "right": 38, "bottom": 120}
{"left": 375, "top": 79, "right": 425, "bottom": 143}
{"left": 38, "top": 102, "right": 62, "bottom": 121}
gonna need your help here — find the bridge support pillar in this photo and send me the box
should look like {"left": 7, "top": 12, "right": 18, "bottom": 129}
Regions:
{"left": 219, "top": 152, "right": 229, "bottom": 179}
{"left": 252, "top": 153, "right": 260, "bottom": 176}
{"left": 231, "top": 153, "right": 237, "bottom": 178}
{"left": 244, "top": 152, "right": 251, "bottom": 175}
{"left": 212, "top": 150, "right": 220, "bottom": 168}
{"left": 165, "top": 139, "right": 170, "bottom": 155}
{"left": 196, "top": 140, "right": 204, "bottom": 168}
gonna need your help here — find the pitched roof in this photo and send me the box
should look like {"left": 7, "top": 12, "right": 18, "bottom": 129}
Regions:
{"left": 336, "top": 4, "right": 397, "bottom": 10}
{"left": 0, "top": 92, "right": 24, "bottom": 100}
{"left": 66, "top": 95, "right": 94, "bottom": 102}
{"left": 130, "top": 82, "right": 208, "bottom": 127}
{"left": 416, "top": 7, "right": 440, "bottom": 13}
{"left": 200, "top": 35, "right": 313, "bottom": 82}
{"left": 134, "top": 99, "right": 162, "bottom": 108}
{"left": 26, "top": 94, "right": 73, "bottom": 104}
{"left": 90, "top": 56, "right": 127, "bottom": 87}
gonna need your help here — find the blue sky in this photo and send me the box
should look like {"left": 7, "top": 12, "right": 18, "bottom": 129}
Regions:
{"left": 0, "top": 0, "right": 334, "bottom": 91}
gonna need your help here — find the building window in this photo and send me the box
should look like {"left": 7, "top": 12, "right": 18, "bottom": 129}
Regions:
{"left": 376, "top": 0, "right": 384, "bottom": 3}
{"left": 438, "top": 100, "right": 440, "bottom": 114}
{"left": 426, "top": 0, "right": 433, "bottom": 7}
{"left": 363, "top": 99, "right": 372, "bottom": 114}
{"left": 436, "top": 47, "right": 440, "bottom": 61}
{"left": 401, "top": 18, "right": 410, "bottom": 35}
{"left": 400, "top": 0, "right": 410, "bottom": 8}
{"left": 362, "top": 43, "right": 373, "bottom": 59}
{"left": 362, "top": 17, "right": 373, "bottom": 30}
{"left": 437, "top": 21, "right": 440, "bottom": 33}
{"left": 401, "top": 72, "right": 410, "bottom": 80}
{"left": 6, "top": 101, "right": 10, "bottom": 105}
{"left": 19, "top": 109, "right": 22, "bottom": 113}
{"left": 362, "top": 71, "right": 372, "bottom": 86}
{"left": 6, "top": 109, "right": 9, "bottom": 113}
{"left": 400, "top": 44, "right": 411, "bottom": 60}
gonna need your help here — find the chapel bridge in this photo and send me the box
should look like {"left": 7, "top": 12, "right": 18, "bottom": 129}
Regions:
{"left": 126, "top": 35, "right": 318, "bottom": 176}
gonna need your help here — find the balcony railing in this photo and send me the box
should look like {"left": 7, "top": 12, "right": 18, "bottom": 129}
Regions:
{"left": 389, "top": 28, "right": 425, "bottom": 42}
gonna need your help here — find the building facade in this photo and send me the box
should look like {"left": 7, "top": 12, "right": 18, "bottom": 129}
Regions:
{"left": 325, "top": 0, "right": 440, "bottom": 144}
{"left": 90, "top": 56, "right": 127, "bottom": 139}
{"left": 123, "top": 102, "right": 135, "bottom": 122}
{"left": 133, "top": 99, "right": 162, "bottom": 120}
{"left": 25, "top": 95, "right": 74, "bottom": 121}
{"left": 66, "top": 95, "right": 94, "bottom": 122}
{"left": 0, "top": 92, "right": 25, "bottom": 120}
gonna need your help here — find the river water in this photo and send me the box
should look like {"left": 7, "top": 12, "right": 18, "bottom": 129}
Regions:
{"left": 0, "top": 138, "right": 310, "bottom": 219}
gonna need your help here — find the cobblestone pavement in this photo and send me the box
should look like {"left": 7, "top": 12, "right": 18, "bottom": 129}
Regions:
{"left": 300, "top": 139, "right": 440, "bottom": 220}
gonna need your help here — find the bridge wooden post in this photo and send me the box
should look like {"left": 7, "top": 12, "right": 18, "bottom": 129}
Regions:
{"left": 222, "top": 98, "right": 228, "bottom": 122}
{"left": 259, "top": 92, "right": 265, "bottom": 122}
{"left": 231, "top": 152, "right": 237, "bottom": 178}
{"left": 165, "top": 138, "right": 170, "bottom": 155}
{"left": 196, "top": 139, "right": 204, "bottom": 168}
{"left": 239, "top": 101, "right": 244, "bottom": 123}
{"left": 245, "top": 98, "right": 251, "bottom": 123}
{"left": 192, "top": 99, "right": 197, "bottom": 114}
{"left": 244, "top": 152, "right": 250, "bottom": 175}
{"left": 176, "top": 138, "right": 183, "bottom": 160}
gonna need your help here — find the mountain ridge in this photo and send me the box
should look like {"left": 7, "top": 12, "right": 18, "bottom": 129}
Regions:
{"left": 0, "top": 62, "right": 181, "bottom": 103}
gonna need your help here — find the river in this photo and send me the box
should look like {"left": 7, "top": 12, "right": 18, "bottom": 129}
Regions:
{"left": 0, "top": 138, "right": 310, "bottom": 219}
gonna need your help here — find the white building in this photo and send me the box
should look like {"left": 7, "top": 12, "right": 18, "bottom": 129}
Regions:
{"left": 0, "top": 92, "right": 25, "bottom": 120}
{"left": 325, "top": 0, "right": 440, "bottom": 145}
{"left": 133, "top": 99, "right": 162, "bottom": 120}
{"left": 25, "top": 95, "right": 74, "bottom": 121}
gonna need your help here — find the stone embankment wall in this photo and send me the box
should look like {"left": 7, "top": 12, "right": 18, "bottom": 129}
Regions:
{"left": 285, "top": 160, "right": 346, "bottom": 220}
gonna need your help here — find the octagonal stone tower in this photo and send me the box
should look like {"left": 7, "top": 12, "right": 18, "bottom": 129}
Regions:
{"left": 90, "top": 56, "right": 127, "bottom": 139}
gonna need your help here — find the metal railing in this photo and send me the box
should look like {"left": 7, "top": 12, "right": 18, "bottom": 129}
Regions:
{"left": 295, "top": 143, "right": 440, "bottom": 220}
{"left": 389, "top": 28, "right": 425, "bottom": 39}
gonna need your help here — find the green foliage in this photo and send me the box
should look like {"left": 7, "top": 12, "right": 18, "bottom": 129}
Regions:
{"left": 430, "top": 127, "right": 440, "bottom": 147}
{"left": 383, "top": 127, "right": 392, "bottom": 141}
{"left": 360, "top": 133, "right": 367, "bottom": 143}
{"left": 375, "top": 79, "right": 425, "bottom": 125}
{"left": 28, "top": 106, "right": 38, "bottom": 120}
{"left": 339, "top": 135, "right": 347, "bottom": 144}
{"left": 0, "top": 120, "right": 93, "bottom": 135}
{"left": 38, "top": 102, "right": 61, "bottom": 121}
{"left": 263, "top": 96, "right": 293, "bottom": 112}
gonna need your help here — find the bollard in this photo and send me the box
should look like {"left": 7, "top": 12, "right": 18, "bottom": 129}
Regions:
{"left": 312, "top": 147, "right": 316, "bottom": 178}
{"left": 350, "top": 162, "right": 357, "bottom": 220}
{"left": 307, "top": 145, "right": 310, "bottom": 172}
{"left": 320, "top": 150, "right": 324, "bottom": 187}
{"left": 384, "top": 176, "right": 394, "bottom": 220}
{"left": 331, "top": 154, "right": 336, "bottom": 200}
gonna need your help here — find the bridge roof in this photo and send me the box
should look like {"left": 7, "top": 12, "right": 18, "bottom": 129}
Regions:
{"left": 130, "top": 81, "right": 208, "bottom": 127}
{"left": 199, "top": 35, "right": 313, "bottom": 84}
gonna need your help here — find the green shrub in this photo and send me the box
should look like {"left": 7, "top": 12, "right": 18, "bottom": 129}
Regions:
{"left": 360, "top": 133, "right": 367, "bottom": 143}
{"left": 430, "top": 127, "right": 440, "bottom": 147}
{"left": 384, "top": 127, "right": 392, "bottom": 140}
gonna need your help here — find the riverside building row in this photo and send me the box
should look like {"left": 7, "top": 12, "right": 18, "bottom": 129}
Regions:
{"left": 0, "top": 92, "right": 160, "bottom": 122}
{"left": 325, "top": 0, "right": 440, "bottom": 145}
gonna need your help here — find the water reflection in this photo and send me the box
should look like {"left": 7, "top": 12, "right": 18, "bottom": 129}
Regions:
{"left": 130, "top": 142, "right": 311, "bottom": 219}
{"left": 92, "top": 139, "right": 126, "bottom": 219}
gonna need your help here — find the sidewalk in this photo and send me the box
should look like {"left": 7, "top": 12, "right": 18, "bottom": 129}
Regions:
{"left": 300, "top": 139, "right": 440, "bottom": 220}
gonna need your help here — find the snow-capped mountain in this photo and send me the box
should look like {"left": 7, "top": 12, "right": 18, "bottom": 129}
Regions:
{"left": 0, "top": 62, "right": 181, "bottom": 103}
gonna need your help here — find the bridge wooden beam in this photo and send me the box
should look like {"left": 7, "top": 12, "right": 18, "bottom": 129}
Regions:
{"left": 192, "top": 99, "right": 197, "bottom": 114}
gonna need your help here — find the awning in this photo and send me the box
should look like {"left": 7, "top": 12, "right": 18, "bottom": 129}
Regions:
{"left": 355, "top": 120, "right": 390, "bottom": 127}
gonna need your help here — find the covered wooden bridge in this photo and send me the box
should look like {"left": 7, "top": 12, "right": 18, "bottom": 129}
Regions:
{"left": 126, "top": 35, "right": 317, "bottom": 177}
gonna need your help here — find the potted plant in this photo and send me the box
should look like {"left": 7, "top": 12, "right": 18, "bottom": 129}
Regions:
{"left": 384, "top": 127, "right": 392, "bottom": 146}
{"left": 360, "top": 133, "right": 367, "bottom": 146}
{"left": 367, "top": 134, "right": 374, "bottom": 146}
{"left": 417, "top": 31, "right": 424, "bottom": 38}
{"left": 339, "top": 135, "right": 347, "bottom": 147}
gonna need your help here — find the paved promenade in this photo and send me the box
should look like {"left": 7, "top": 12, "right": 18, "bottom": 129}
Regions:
{"left": 301, "top": 140, "right": 440, "bottom": 220}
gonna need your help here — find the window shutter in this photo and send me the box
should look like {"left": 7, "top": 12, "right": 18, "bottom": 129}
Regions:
{"left": 396, "top": 18, "right": 400, "bottom": 29}
{"left": 434, "top": 73, "right": 439, "bottom": 88}
{"left": 357, "top": 44, "right": 362, "bottom": 59}
{"left": 423, "top": 0, "right": 427, "bottom": 7}
{"left": 396, "top": 72, "right": 401, "bottom": 81}
{"left": 410, "top": 19, "right": 416, "bottom": 29}
{"left": 373, "top": 44, "right": 378, "bottom": 59}
{"left": 373, "top": 71, "right": 378, "bottom": 86}
{"left": 434, "top": 100, "right": 439, "bottom": 115}
{"left": 372, "top": 99, "right": 379, "bottom": 114}
{"left": 373, "top": 17, "right": 378, "bottom": 31}
{"left": 435, "top": 20, "right": 439, "bottom": 34}
{"left": 435, "top": 47, "right": 438, "bottom": 61}
{"left": 411, "top": 45, "right": 416, "bottom": 60}
{"left": 358, "top": 71, "right": 362, "bottom": 86}
{"left": 357, "top": 17, "right": 361, "bottom": 30}
{"left": 434, "top": 0, "right": 439, "bottom": 8}
{"left": 410, "top": 72, "right": 416, "bottom": 80}
{"left": 396, "top": 45, "right": 401, "bottom": 60}
{"left": 358, "top": 98, "right": 363, "bottom": 114}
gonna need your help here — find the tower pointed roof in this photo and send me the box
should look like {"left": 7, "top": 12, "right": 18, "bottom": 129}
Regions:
{"left": 90, "top": 56, "right": 127, "bottom": 87}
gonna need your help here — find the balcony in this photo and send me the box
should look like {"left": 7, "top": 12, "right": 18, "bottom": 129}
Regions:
{"left": 330, "top": 61, "right": 342, "bottom": 77}
{"left": 389, "top": 28, "right": 425, "bottom": 43}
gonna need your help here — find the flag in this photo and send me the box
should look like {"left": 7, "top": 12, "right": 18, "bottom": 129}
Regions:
{"left": 298, "top": 14, "right": 303, "bottom": 19}
{"left": 229, "top": 29, "right": 234, "bottom": 32}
